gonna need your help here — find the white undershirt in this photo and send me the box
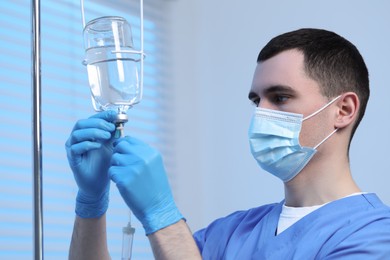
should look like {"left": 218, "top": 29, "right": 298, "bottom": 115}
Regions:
{"left": 276, "top": 192, "right": 366, "bottom": 235}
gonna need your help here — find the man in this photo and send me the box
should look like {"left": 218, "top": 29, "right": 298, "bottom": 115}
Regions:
{"left": 66, "top": 28, "right": 390, "bottom": 259}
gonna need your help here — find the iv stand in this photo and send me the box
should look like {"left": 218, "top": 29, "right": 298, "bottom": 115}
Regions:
{"left": 32, "top": 0, "right": 44, "bottom": 259}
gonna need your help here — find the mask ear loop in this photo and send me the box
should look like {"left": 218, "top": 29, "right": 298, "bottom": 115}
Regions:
{"left": 303, "top": 95, "right": 342, "bottom": 121}
{"left": 302, "top": 95, "right": 342, "bottom": 149}
{"left": 313, "top": 128, "right": 338, "bottom": 149}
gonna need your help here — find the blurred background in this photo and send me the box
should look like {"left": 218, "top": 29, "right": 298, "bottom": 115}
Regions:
{"left": 1, "top": 0, "right": 389, "bottom": 259}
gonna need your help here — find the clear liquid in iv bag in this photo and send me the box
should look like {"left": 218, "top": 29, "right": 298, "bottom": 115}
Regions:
{"left": 86, "top": 46, "right": 140, "bottom": 113}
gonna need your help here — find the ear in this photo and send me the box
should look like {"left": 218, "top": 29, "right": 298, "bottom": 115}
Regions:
{"left": 334, "top": 92, "right": 360, "bottom": 129}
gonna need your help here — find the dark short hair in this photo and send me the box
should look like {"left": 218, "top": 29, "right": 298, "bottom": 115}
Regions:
{"left": 257, "top": 28, "right": 369, "bottom": 143}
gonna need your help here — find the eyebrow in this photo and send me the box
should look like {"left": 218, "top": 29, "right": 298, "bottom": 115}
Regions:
{"left": 248, "top": 84, "right": 296, "bottom": 100}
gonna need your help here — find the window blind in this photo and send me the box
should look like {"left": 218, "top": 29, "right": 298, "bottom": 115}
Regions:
{"left": 0, "top": 0, "right": 174, "bottom": 259}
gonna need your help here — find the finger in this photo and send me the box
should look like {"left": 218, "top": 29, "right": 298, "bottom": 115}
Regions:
{"left": 109, "top": 166, "right": 136, "bottom": 185}
{"left": 108, "top": 166, "right": 124, "bottom": 184}
{"left": 69, "top": 128, "right": 112, "bottom": 145}
{"left": 111, "top": 152, "right": 143, "bottom": 166}
{"left": 122, "top": 136, "right": 146, "bottom": 146}
{"left": 73, "top": 118, "right": 115, "bottom": 132}
{"left": 69, "top": 141, "right": 102, "bottom": 155}
{"left": 90, "top": 110, "right": 119, "bottom": 122}
{"left": 113, "top": 136, "right": 146, "bottom": 147}
{"left": 114, "top": 137, "right": 150, "bottom": 154}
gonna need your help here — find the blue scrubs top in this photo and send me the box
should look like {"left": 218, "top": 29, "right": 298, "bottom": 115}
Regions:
{"left": 194, "top": 193, "right": 390, "bottom": 259}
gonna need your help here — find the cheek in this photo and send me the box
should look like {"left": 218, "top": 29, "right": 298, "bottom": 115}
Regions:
{"left": 298, "top": 123, "right": 315, "bottom": 147}
{"left": 299, "top": 115, "right": 332, "bottom": 147}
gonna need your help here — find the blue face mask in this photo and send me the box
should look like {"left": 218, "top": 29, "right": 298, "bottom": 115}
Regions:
{"left": 248, "top": 96, "right": 341, "bottom": 182}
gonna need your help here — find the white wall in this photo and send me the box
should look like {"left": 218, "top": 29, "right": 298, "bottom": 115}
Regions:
{"left": 168, "top": 0, "right": 390, "bottom": 232}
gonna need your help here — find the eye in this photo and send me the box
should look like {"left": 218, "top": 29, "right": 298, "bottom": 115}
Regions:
{"left": 271, "top": 94, "right": 289, "bottom": 104}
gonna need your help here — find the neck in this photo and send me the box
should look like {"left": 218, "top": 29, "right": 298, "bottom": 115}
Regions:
{"left": 283, "top": 147, "right": 361, "bottom": 207}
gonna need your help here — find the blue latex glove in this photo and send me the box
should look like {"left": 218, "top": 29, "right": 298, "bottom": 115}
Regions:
{"left": 65, "top": 110, "right": 117, "bottom": 218}
{"left": 109, "top": 136, "right": 184, "bottom": 235}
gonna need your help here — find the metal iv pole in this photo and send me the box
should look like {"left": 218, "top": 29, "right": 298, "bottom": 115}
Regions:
{"left": 32, "top": 0, "right": 44, "bottom": 259}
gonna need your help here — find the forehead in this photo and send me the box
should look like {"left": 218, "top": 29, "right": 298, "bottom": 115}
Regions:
{"left": 250, "top": 49, "right": 320, "bottom": 97}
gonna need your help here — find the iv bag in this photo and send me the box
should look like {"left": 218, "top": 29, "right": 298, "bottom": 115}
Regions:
{"left": 83, "top": 16, "right": 141, "bottom": 114}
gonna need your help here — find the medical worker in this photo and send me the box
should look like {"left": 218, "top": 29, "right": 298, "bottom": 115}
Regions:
{"left": 66, "top": 28, "right": 390, "bottom": 259}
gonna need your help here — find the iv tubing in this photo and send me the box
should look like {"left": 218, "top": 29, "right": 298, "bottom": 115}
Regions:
{"left": 32, "top": 0, "right": 44, "bottom": 259}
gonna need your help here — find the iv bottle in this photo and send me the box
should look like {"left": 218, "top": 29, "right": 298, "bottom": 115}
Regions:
{"left": 83, "top": 16, "right": 141, "bottom": 115}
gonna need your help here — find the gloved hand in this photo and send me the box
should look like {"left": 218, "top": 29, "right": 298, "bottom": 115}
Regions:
{"left": 65, "top": 110, "right": 117, "bottom": 218}
{"left": 109, "top": 136, "right": 184, "bottom": 235}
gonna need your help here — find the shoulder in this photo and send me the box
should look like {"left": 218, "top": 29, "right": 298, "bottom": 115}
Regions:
{"left": 325, "top": 217, "right": 390, "bottom": 259}
{"left": 195, "top": 202, "right": 278, "bottom": 236}
{"left": 322, "top": 194, "right": 390, "bottom": 258}
{"left": 193, "top": 203, "right": 278, "bottom": 251}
